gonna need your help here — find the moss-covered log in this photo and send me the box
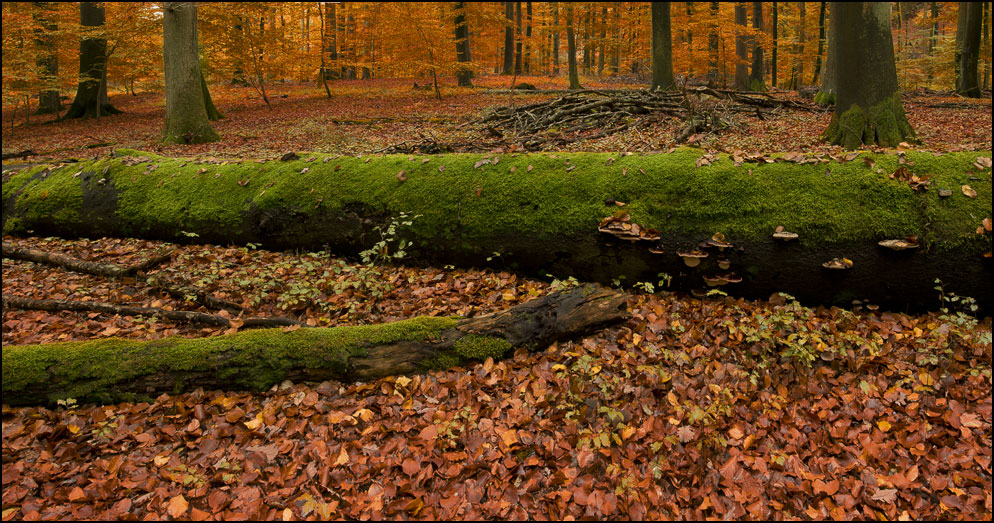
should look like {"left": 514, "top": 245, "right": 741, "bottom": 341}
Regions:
{"left": 2, "top": 148, "right": 991, "bottom": 311}
{"left": 1, "top": 285, "right": 628, "bottom": 406}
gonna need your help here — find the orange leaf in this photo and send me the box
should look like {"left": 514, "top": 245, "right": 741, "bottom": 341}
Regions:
{"left": 168, "top": 495, "right": 189, "bottom": 518}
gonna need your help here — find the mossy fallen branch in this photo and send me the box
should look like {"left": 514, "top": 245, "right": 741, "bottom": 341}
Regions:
{"left": 2, "top": 148, "right": 990, "bottom": 311}
{"left": 1, "top": 285, "right": 629, "bottom": 406}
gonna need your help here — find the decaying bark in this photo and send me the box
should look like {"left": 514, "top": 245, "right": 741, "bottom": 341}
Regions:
{"left": 1, "top": 285, "right": 629, "bottom": 406}
{"left": 1, "top": 296, "right": 299, "bottom": 329}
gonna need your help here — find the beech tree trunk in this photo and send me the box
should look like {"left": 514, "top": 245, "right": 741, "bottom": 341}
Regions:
{"left": 734, "top": 3, "right": 749, "bottom": 90}
{"left": 749, "top": 2, "right": 765, "bottom": 91}
{"left": 161, "top": 2, "right": 219, "bottom": 144}
{"left": 32, "top": 2, "right": 61, "bottom": 115}
{"left": 955, "top": 2, "right": 983, "bottom": 97}
{"left": 64, "top": 2, "right": 120, "bottom": 119}
{"left": 567, "top": 4, "right": 582, "bottom": 89}
{"left": 1, "top": 285, "right": 629, "bottom": 406}
{"left": 503, "top": 2, "right": 515, "bottom": 75}
{"left": 772, "top": 1, "right": 779, "bottom": 88}
{"left": 812, "top": 1, "right": 826, "bottom": 86}
{"left": 552, "top": 2, "right": 560, "bottom": 75}
{"left": 454, "top": 2, "right": 473, "bottom": 87}
{"left": 651, "top": 2, "right": 674, "bottom": 91}
{"left": 707, "top": 2, "right": 720, "bottom": 86}
{"left": 822, "top": 2, "right": 915, "bottom": 149}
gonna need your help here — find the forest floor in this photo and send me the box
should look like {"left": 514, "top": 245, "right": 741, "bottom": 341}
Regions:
{"left": 2, "top": 78, "right": 992, "bottom": 520}
{"left": 1, "top": 76, "right": 991, "bottom": 161}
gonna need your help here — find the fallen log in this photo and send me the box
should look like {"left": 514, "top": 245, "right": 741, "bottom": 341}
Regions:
{"left": 1, "top": 285, "right": 629, "bottom": 406}
{"left": 1, "top": 148, "right": 990, "bottom": 312}
{"left": 1, "top": 296, "right": 301, "bottom": 329}
{"left": 2, "top": 242, "right": 172, "bottom": 278}
{"left": 2, "top": 242, "right": 243, "bottom": 313}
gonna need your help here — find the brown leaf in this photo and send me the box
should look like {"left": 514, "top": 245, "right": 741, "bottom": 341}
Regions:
{"left": 962, "top": 185, "right": 977, "bottom": 198}
{"left": 419, "top": 424, "right": 438, "bottom": 441}
{"left": 870, "top": 489, "right": 897, "bottom": 503}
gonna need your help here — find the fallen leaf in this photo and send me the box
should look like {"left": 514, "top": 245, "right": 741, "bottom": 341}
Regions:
{"left": 168, "top": 495, "right": 189, "bottom": 518}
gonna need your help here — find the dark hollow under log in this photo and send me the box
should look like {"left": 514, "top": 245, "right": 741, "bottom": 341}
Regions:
{"left": 1, "top": 285, "right": 629, "bottom": 406}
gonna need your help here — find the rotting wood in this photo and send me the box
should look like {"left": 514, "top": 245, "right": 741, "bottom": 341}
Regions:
{"left": 2, "top": 242, "right": 243, "bottom": 313}
{"left": 1, "top": 296, "right": 301, "bottom": 329}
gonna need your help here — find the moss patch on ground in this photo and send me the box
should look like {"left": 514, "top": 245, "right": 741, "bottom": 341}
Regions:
{"left": 3, "top": 148, "right": 990, "bottom": 252}
{"left": 1, "top": 316, "right": 457, "bottom": 405}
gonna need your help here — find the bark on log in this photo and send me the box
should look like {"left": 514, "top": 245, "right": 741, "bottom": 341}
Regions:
{"left": 2, "top": 149, "right": 991, "bottom": 312}
{"left": 1, "top": 285, "right": 629, "bottom": 406}
{"left": 1, "top": 296, "right": 300, "bottom": 329}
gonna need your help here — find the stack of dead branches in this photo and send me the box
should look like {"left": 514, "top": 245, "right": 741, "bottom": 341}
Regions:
{"left": 383, "top": 87, "right": 821, "bottom": 153}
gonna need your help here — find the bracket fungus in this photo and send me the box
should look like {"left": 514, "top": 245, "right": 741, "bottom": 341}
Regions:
{"left": 822, "top": 257, "right": 854, "bottom": 270}
{"left": 677, "top": 249, "right": 709, "bottom": 267}
{"left": 772, "top": 226, "right": 798, "bottom": 241}
{"left": 703, "top": 273, "right": 742, "bottom": 286}
{"left": 598, "top": 212, "right": 660, "bottom": 242}
{"left": 717, "top": 259, "right": 731, "bottom": 270}
{"left": 648, "top": 246, "right": 665, "bottom": 255}
{"left": 705, "top": 232, "right": 733, "bottom": 250}
{"left": 878, "top": 236, "right": 919, "bottom": 251}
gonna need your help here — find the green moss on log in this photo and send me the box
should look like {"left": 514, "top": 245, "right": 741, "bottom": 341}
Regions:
{"left": 1, "top": 316, "right": 457, "bottom": 405}
{"left": 2, "top": 148, "right": 989, "bottom": 253}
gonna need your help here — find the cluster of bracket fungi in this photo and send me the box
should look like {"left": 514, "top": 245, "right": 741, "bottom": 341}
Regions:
{"left": 599, "top": 211, "right": 926, "bottom": 287}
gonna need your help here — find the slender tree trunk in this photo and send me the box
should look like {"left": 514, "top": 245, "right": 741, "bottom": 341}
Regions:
{"left": 318, "top": 2, "right": 332, "bottom": 97}
{"left": 582, "top": 7, "right": 591, "bottom": 74}
{"left": 772, "top": 2, "right": 779, "bottom": 88}
{"left": 956, "top": 2, "right": 983, "bottom": 97}
{"left": 651, "top": 2, "right": 674, "bottom": 91}
{"left": 685, "top": 2, "right": 694, "bottom": 79}
{"left": 983, "top": 1, "right": 990, "bottom": 91}
{"left": 793, "top": 1, "right": 806, "bottom": 90}
{"left": 567, "top": 4, "right": 582, "bottom": 89}
{"left": 161, "top": 2, "right": 219, "bottom": 144}
{"left": 612, "top": 3, "right": 621, "bottom": 75}
{"left": 503, "top": 2, "right": 515, "bottom": 74}
{"left": 64, "top": 2, "right": 120, "bottom": 119}
{"left": 815, "top": 2, "right": 836, "bottom": 104}
{"left": 514, "top": 2, "right": 523, "bottom": 75}
{"left": 734, "top": 3, "right": 749, "bottom": 90}
{"left": 708, "top": 1, "right": 720, "bottom": 86}
{"left": 33, "top": 2, "right": 61, "bottom": 115}
{"left": 320, "top": 2, "right": 338, "bottom": 80}
{"left": 597, "top": 6, "right": 607, "bottom": 75}
{"left": 552, "top": 3, "right": 560, "bottom": 75}
{"left": 525, "top": 2, "right": 533, "bottom": 74}
{"left": 822, "top": 2, "right": 915, "bottom": 149}
{"left": 812, "top": 1, "right": 826, "bottom": 85}
{"left": 454, "top": 2, "right": 473, "bottom": 87}
{"left": 749, "top": 2, "right": 765, "bottom": 90}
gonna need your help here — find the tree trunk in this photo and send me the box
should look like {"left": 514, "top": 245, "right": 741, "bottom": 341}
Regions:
{"left": 552, "top": 3, "right": 560, "bottom": 75}
{"left": 651, "top": 2, "right": 675, "bottom": 91}
{"left": 1, "top": 285, "right": 629, "bottom": 406}
{"left": 33, "top": 2, "right": 61, "bottom": 115}
{"left": 771, "top": 2, "right": 779, "bottom": 88}
{"left": 793, "top": 1, "right": 806, "bottom": 90}
{"left": 454, "top": 2, "right": 473, "bottom": 87}
{"left": 5, "top": 150, "right": 988, "bottom": 315}
{"left": 956, "top": 2, "right": 983, "bottom": 97}
{"left": 815, "top": 2, "right": 836, "bottom": 105}
{"left": 597, "top": 6, "right": 607, "bottom": 75}
{"left": 684, "top": 2, "right": 694, "bottom": 79}
{"left": 567, "top": 4, "right": 582, "bottom": 89}
{"left": 321, "top": 2, "right": 339, "bottom": 81}
{"left": 822, "top": 2, "right": 915, "bottom": 149}
{"left": 161, "top": 2, "right": 219, "bottom": 144}
{"left": 749, "top": 2, "right": 765, "bottom": 91}
{"left": 812, "top": 1, "right": 826, "bottom": 85}
{"left": 63, "top": 2, "right": 120, "bottom": 119}
{"left": 514, "top": 2, "right": 523, "bottom": 74}
{"left": 525, "top": 2, "right": 533, "bottom": 74}
{"left": 612, "top": 2, "right": 621, "bottom": 75}
{"left": 708, "top": 2, "right": 720, "bottom": 86}
{"left": 503, "top": 2, "right": 515, "bottom": 74}
{"left": 734, "top": 3, "right": 749, "bottom": 90}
